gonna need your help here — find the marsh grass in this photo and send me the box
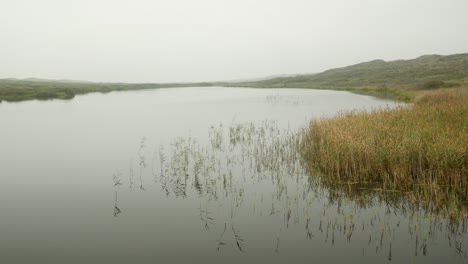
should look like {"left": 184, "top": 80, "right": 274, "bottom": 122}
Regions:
{"left": 112, "top": 117, "right": 467, "bottom": 257}
{"left": 300, "top": 88, "right": 468, "bottom": 218}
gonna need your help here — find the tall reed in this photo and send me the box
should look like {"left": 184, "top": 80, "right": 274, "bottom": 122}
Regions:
{"left": 300, "top": 88, "right": 468, "bottom": 217}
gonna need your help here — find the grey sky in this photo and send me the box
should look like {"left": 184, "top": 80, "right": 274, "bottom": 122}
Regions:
{"left": 1, "top": 0, "right": 467, "bottom": 83}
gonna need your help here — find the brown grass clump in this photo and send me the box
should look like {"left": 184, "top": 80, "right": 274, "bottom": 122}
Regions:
{"left": 300, "top": 88, "right": 468, "bottom": 218}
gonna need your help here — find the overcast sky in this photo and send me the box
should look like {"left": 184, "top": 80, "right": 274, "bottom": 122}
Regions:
{"left": 1, "top": 0, "right": 467, "bottom": 83}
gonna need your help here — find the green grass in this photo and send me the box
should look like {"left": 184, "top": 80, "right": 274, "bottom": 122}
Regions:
{"left": 300, "top": 87, "right": 468, "bottom": 218}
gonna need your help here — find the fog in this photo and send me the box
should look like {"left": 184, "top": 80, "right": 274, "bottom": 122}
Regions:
{"left": 1, "top": 0, "right": 467, "bottom": 83}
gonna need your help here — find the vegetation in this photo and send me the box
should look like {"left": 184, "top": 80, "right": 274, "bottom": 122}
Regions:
{"left": 2, "top": 53, "right": 467, "bottom": 102}
{"left": 228, "top": 53, "right": 468, "bottom": 101}
{"left": 112, "top": 118, "right": 466, "bottom": 256}
{"left": 0, "top": 78, "right": 213, "bottom": 102}
{"left": 300, "top": 87, "right": 468, "bottom": 218}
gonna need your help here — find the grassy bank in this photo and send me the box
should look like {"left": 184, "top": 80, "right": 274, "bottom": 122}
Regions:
{"left": 0, "top": 79, "right": 213, "bottom": 102}
{"left": 300, "top": 88, "right": 468, "bottom": 218}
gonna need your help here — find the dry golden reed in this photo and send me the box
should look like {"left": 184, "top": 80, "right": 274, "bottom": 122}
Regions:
{"left": 300, "top": 88, "right": 468, "bottom": 217}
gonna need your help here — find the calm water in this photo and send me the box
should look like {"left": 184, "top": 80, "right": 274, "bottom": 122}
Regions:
{"left": 0, "top": 87, "right": 466, "bottom": 263}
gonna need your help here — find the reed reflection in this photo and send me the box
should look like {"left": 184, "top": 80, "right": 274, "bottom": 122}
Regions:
{"left": 111, "top": 120, "right": 467, "bottom": 260}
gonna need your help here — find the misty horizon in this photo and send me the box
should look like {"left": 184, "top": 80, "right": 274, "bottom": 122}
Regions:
{"left": 2, "top": 0, "right": 468, "bottom": 83}
{"left": 2, "top": 52, "right": 466, "bottom": 84}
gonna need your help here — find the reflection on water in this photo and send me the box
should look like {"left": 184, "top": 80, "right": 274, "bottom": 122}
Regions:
{"left": 0, "top": 87, "right": 465, "bottom": 263}
{"left": 114, "top": 120, "right": 467, "bottom": 261}
{"left": 266, "top": 93, "right": 304, "bottom": 105}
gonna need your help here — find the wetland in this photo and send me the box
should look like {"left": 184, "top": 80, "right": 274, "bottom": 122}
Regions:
{"left": 0, "top": 87, "right": 466, "bottom": 263}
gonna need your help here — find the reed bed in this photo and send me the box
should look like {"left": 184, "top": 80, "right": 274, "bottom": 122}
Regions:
{"left": 113, "top": 116, "right": 467, "bottom": 256}
{"left": 300, "top": 88, "right": 468, "bottom": 217}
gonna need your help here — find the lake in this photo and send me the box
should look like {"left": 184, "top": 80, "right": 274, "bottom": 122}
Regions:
{"left": 0, "top": 87, "right": 466, "bottom": 263}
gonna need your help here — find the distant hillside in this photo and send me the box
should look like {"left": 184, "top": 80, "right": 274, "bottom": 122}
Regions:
{"left": 230, "top": 54, "right": 468, "bottom": 92}
{"left": 223, "top": 73, "right": 315, "bottom": 83}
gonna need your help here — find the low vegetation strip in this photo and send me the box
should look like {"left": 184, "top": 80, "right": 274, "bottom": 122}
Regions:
{"left": 0, "top": 79, "right": 213, "bottom": 102}
{"left": 300, "top": 88, "right": 468, "bottom": 217}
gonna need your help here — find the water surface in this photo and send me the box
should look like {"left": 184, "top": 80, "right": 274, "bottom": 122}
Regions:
{"left": 0, "top": 87, "right": 466, "bottom": 263}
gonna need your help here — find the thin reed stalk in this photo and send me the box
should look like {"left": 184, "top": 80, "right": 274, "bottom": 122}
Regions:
{"left": 300, "top": 88, "right": 468, "bottom": 218}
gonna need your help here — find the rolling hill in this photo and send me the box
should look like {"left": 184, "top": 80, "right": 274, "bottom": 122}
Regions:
{"left": 228, "top": 53, "right": 468, "bottom": 100}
